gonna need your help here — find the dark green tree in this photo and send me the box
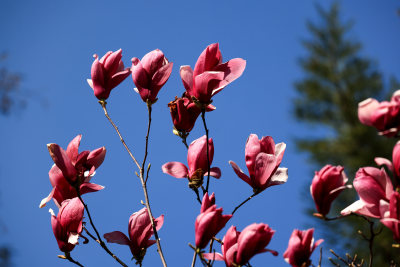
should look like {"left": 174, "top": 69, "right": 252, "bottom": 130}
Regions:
{"left": 294, "top": 3, "right": 400, "bottom": 265}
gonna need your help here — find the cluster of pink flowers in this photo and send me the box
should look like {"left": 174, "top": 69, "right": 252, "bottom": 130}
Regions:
{"left": 46, "top": 42, "right": 400, "bottom": 267}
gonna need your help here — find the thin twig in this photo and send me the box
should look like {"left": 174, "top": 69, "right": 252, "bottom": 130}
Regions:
{"left": 145, "top": 163, "right": 151, "bottom": 185}
{"left": 231, "top": 192, "right": 258, "bottom": 215}
{"left": 193, "top": 188, "right": 202, "bottom": 205}
{"left": 100, "top": 101, "right": 167, "bottom": 266}
{"left": 64, "top": 252, "right": 84, "bottom": 267}
{"left": 201, "top": 109, "right": 211, "bottom": 193}
{"left": 76, "top": 190, "right": 128, "bottom": 267}
{"left": 318, "top": 246, "right": 322, "bottom": 267}
{"left": 191, "top": 251, "right": 197, "bottom": 267}
{"left": 83, "top": 225, "right": 99, "bottom": 244}
{"left": 138, "top": 102, "right": 168, "bottom": 267}
{"left": 181, "top": 134, "right": 189, "bottom": 149}
{"left": 99, "top": 101, "right": 140, "bottom": 169}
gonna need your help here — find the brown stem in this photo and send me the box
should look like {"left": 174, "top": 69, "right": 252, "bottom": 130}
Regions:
{"left": 201, "top": 109, "right": 211, "bottom": 193}
{"left": 100, "top": 100, "right": 167, "bottom": 266}
{"left": 191, "top": 251, "right": 197, "bottom": 267}
{"left": 138, "top": 102, "right": 168, "bottom": 267}
{"left": 75, "top": 189, "right": 128, "bottom": 267}
{"left": 193, "top": 188, "right": 202, "bottom": 205}
{"left": 64, "top": 252, "right": 84, "bottom": 267}
{"left": 99, "top": 100, "right": 140, "bottom": 169}
{"left": 182, "top": 136, "right": 189, "bottom": 149}
{"left": 367, "top": 220, "right": 375, "bottom": 267}
{"left": 231, "top": 192, "right": 258, "bottom": 215}
{"left": 318, "top": 246, "right": 322, "bottom": 267}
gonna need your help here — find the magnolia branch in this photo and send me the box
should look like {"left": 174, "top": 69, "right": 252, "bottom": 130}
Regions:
{"left": 63, "top": 252, "right": 84, "bottom": 267}
{"left": 99, "top": 101, "right": 141, "bottom": 169}
{"left": 201, "top": 109, "right": 211, "bottom": 194}
{"left": 75, "top": 188, "right": 128, "bottom": 267}
{"left": 139, "top": 102, "right": 168, "bottom": 267}
{"left": 231, "top": 192, "right": 259, "bottom": 215}
{"left": 99, "top": 101, "right": 167, "bottom": 267}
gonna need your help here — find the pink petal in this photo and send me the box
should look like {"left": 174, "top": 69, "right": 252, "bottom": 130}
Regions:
{"left": 207, "top": 167, "right": 221, "bottom": 179}
{"left": 194, "top": 43, "right": 222, "bottom": 77}
{"left": 66, "top": 135, "right": 82, "bottom": 165}
{"left": 374, "top": 157, "right": 394, "bottom": 172}
{"left": 162, "top": 162, "right": 188, "bottom": 178}
{"left": 80, "top": 183, "right": 104, "bottom": 194}
{"left": 108, "top": 68, "right": 131, "bottom": 90}
{"left": 193, "top": 71, "right": 224, "bottom": 103}
{"left": 104, "top": 231, "right": 131, "bottom": 246}
{"left": 47, "top": 143, "right": 77, "bottom": 182}
{"left": 132, "top": 62, "right": 150, "bottom": 91}
{"left": 212, "top": 58, "right": 246, "bottom": 96}
{"left": 202, "top": 252, "right": 225, "bottom": 261}
{"left": 254, "top": 153, "right": 278, "bottom": 189}
{"left": 87, "top": 147, "right": 106, "bottom": 169}
{"left": 103, "top": 49, "right": 122, "bottom": 75}
{"left": 180, "top": 65, "right": 194, "bottom": 94}
{"left": 152, "top": 62, "right": 173, "bottom": 88}
{"left": 358, "top": 98, "right": 380, "bottom": 126}
{"left": 141, "top": 49, "right": 165, "bottom": 75}
{"left": 229, "top": 161, "right": 252, "bottom": 186}
{"left": 39, "top": 187, "right": 55, "bottom": 208}
{"left": 341, "top": 200, "right": 379, "bottom": 218}
{"left": 267, "top": 167, "right": 288, "bottom": 187}
{"left": 245, "top": 134, "right": 262, "bottom": 177}
{"left": 155, "top": 215, "right": 164, "bottom": 232}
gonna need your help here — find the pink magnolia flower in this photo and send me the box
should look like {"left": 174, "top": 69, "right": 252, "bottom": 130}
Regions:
{"left": 358, "top": 90, "right": 400, "bottom": 137}
{"left": 49, "top": 197, "right": 84, "bottom": 252}
{"left": 195, "top": 193, "right": 232, "bottom": 249}
{"left": 341, "top": 167, "right": 394, "bottom": 218}
{"left": 380, "top": 192, "right": 400, "bottom": 242}
{"left": 229, "top": 134, "right": 288, "bottom": 193}
{"left": 104, "top": 208, "right": 164, "bottom": 263}
{"left": 87, "top": 49, "right": 131, "bottom": 100}
{"left": 180, "top": 43, "right": 246, "bottom": 106}
{"left": 162, "top": 135, "right": 221, "bottom": 188}
{"left": 168, "top": 94, "right": 201, "bottom": 133}
{"left": 375, "top": 140, "right": 400, "bottom": 186}
{"left": 203, "top": 224, "right": 278, "bottom": 266}
{"left": 40, "top": 135, "right": 105, "bottom": 208}
{"left": 310, "top": 165, "right": 351, "bottom": 216}
{"left": 131, "top": 49, "right": 173, "bottom": 104}
{"left": 283, "top": 228, "right": 323, "bottom": 267}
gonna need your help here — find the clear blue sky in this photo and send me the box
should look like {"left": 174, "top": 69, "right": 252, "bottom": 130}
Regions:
{"left": 0, "top": 1, "right": 399, "bottom": 266}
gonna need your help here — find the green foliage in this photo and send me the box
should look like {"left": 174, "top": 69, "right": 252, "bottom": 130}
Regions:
{"left": 294, "top": 2, "right": 400, "bottom": 265}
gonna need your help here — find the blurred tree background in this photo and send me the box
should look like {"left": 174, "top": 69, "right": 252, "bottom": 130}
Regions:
{"left": 0, "top": 53, "right": 19, "bottom": 267}
{"left": 294, "top": 2, "right": 400, "bottom": 265}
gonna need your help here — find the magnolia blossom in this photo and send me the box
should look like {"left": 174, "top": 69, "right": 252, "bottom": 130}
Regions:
{"left": 341, "top": 167, "right": 394, "bottom": 218}
{"left": 180, "top": 43, "right": 246, "bottom": 106}
{"left": 104, "top": 208, "right": 164, "bottom": 263}
{"left": 168, "top": 94, "right": 201, "bottom": 133}
{"left": 195, "top": 193, "right": 232, "bottom": 249}
{"left": 310, "top": 165, "right": 350, "bottom": 216}
{"left": 358, "top": 90, "right": 400, "bottom": 137}
{"left": 40, "top": 135, "right": 105, "bottom": 208}
{"left": 50, "top": 197, "right": 84, "bottom": 252}
{"left": 380, "top": 192, "right": 400, "bottom": 242}
{"left": 283, "top": 228, "right": 323, "bottom": 267}
{"left": 87, "top": 49, "right": 131, "bottom": 100}
{"left": 229, "top": 134, "right": 288, "bottom": 193}
{"left": 162, "top": 135, "right": 221, "bottom": 188}
{"left": 203, "top": 224, "right": 278, "bottom": 266}
{"left": 131, "top": 49, "right": 173, "bottom": 104}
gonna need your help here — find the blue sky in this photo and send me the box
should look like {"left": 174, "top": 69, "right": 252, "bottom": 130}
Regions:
{"left": 0, "top": 1, "right": 399, "bottom": 266}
